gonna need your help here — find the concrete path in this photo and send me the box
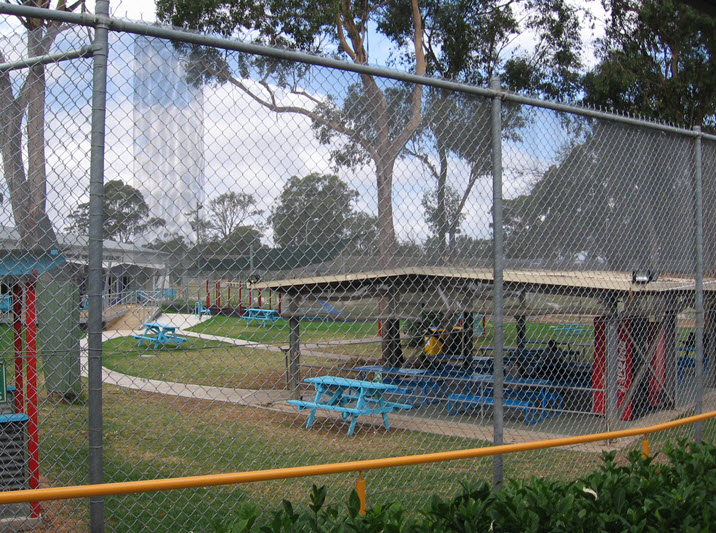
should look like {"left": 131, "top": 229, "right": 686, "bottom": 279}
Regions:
{"left": 81, "top": 313, "right": 716, "bottom": 449}
{"left": 80, "top": 312, "right": 358, "bottom": 407}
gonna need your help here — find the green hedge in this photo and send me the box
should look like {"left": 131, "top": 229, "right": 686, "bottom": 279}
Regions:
{"left": 215, "top": 439, "right": 715, "bottom": 532}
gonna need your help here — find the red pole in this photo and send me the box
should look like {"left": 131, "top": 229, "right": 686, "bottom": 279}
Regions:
{"left": 258, "top": 289, "right": 263, "bottom": 309}
{"left": 249, "top": 287, "right": 253, "bottom": 308}
{"left": 227, "top": 286, "right": 231, "bottom": 312}
{"left": 12, "top": 283, "right": 23, "bottom": 414}
{"left": 216, "top": 281, "right": 221, "bottom": 309}
{"left": 238, "top": 284, "right": 243, "bottom": 315}
{"left": 205, "top": 280, "right": 210, "bottom": 309}
{"left": 26, "top": 275, "right": 40, "bottom": 517}
{"left": 278, "top": 293, "right": 282, "bottom": 314}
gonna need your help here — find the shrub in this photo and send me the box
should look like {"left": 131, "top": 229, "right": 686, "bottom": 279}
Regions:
{"left": 216, "top": 439, "right": 716, "bottom": 532}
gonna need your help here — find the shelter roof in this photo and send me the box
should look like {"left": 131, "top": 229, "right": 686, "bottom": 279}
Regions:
{"left": 0, "top": 252, "right": 65, "bottom": 277}
{"left": 251, "top": 267, "right": 713, "bottom": 297}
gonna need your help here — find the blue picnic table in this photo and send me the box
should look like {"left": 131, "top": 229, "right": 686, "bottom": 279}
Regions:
{"left": 133, "top": 322, "right": 188, "bottom": 349}
{"left": 552, "top": 323, "right": 588, "bottom": 336}
{"left": 0, "top": 295, "right": 11, "bottom": 314}
{"left": 288, "top": 376, "right": 412, "bottom": 435}
{"left": 356, "top": 365, "right": 439, "bottom": 406}
{"left": 447, "top": 373, "right": 561, "bottom": 425}
{"left": 677, "top": 348, "right": 710, "bottom": 384}
{"left": 242, "top": 308, "right": 280, "bottom": 326}
{"left": 356, "top": 358, "right": 495, "bottom": 406}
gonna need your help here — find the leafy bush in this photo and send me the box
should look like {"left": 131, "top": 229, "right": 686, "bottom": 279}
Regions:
{"left": 215, "top": 439, "right": 715, "bottom": 532}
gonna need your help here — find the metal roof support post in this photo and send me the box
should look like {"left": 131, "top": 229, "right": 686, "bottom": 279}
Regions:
{"left": 693, "top": 126, "right": 704, "bottom": 442}
{"left": 88, "top": 1, "right": 110, "bottom": 531}
{"left": 490, "top": 77, "right": 505, "bottom": 489}
{"left": 605, "top": 296, "right": 619, "bottom": 431}
{"left": 284, "top": 296, "right": 301, "bottom": 400}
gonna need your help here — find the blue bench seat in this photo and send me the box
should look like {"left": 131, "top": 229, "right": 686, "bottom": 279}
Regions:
{"left": 132, "top": 334, "right": 187, "bottom": 349}
{"left": 243, "top": 308, "right": 280, "bottom": 326}
{"left": 677, "top": 355, "right": 710, "bottom": 384}
{"left": 447, "top": 393, "right": 541, "bottom": 425}
{"left": 288, "top": 400, "right": 395, "bottom": 418}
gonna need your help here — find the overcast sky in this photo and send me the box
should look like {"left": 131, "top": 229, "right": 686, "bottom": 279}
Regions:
{"left": 0, "top": 1, "right": 606, "bottom": 246}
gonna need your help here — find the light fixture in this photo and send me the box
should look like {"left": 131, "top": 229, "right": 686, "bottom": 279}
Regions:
{"left": 632, "top": 270, "right": 658, "bottom": 284}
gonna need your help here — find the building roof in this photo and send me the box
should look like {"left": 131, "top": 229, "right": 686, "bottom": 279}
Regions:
{"left": 0, "top": 226, "right": 167, "bottom": 272}
{"left": 0, "top": 252, "right": 66, "bottom": 277}
{"left": 251, "top": 267, "right": 712, "bottom": 297}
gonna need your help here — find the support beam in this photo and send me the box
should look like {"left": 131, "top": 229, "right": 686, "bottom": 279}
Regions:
{"left": 284, "top": 296, "right": 301, "bottom": 400}
{"left": 663, "top": 311, "right": 678, "bottom": 408}
{"left": 605, "top": 298, "right": 619, "bottom": 430}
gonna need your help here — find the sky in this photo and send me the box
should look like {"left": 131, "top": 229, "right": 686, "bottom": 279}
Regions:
{"left": 0, "top": 1, "right": 607, "bottom": 247}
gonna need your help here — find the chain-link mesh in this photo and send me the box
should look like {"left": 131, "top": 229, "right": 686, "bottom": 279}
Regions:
{"left": 0, "top": 7, "right": 714, "bottom": 532}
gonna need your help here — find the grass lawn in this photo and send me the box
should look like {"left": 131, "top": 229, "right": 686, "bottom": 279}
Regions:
{"left": 44, "top": 385, "right": 619, "bottom": 532}
{"left": 187, "top": 316, "right": 379, "bottom": 344}
{"left": 40, "top": 384, "right": 715, "bottom": 532}
{"left": 0, "top": 319, "right": 713, "bottom": 531}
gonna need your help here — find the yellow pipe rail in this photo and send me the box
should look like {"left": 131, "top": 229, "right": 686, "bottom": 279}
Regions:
{"left": 0, "top": 410, "right": 713, "bottom": 505}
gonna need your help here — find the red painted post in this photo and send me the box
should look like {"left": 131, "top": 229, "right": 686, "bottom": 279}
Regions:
{"left": 238, "top": 284, "right": 243, "bottom": 315}
{"left": 25, "top": 275, "right": 40, "bottom": 517}
{"left": 258, "top": 289, "right": 263, "bottom": 309}
{"left": 227, "top": 286, "right": 231, "bottom": 312}
{"left": 12, "top": 283, "right": 23, "bottom": 414}
{"left": 206, "top": 280, "right": 210, "bottom": 308}
{"left": 278, "top": 293, "right": 282, "bottom": 314}
{"left": 216, "top": 281, "right": 221, "bottom": 309}
{"left": 249, "top": 287, "right": 253, "bottom": 308}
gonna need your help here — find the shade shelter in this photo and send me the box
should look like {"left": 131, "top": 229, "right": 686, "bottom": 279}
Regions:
{"left": 253, "top": 267, "right": 714, "bottom": 424}
{"left": 0, "top": 251, "right": 65, "bottom": 520}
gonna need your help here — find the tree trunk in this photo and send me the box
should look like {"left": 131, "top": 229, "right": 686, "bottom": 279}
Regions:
{"left": 0, "top": 26, "right": 58, "bottom": 251}
{"left": 436, "top": 141, "right": 448, "bottom": 263}
{"left": 25, "top": 27, "right": 57, "bottom": 251}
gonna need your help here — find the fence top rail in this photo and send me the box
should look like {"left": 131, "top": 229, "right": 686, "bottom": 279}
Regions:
{"left": 2, "top": 2, "right": 716, "bottom": 142}
{"left": 0, "top": 409, "right": 712, "bottom": 506}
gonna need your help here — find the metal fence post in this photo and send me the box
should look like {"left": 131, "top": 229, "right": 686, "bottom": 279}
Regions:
{"left": 490, "top": 77, "right": 505, "bottom": 488}
{"left": 693, "top": 126, "right": 704, "bottom": 442}
{"left": 88, "top": 1, "right": 110, "bottom": 531}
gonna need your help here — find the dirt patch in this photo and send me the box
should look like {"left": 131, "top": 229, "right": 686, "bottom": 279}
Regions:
{"left": 105, "top": 304, "right": 159, "bottom": 331}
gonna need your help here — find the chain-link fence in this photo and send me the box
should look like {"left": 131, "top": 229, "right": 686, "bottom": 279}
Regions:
{"left": 0, "top": 3, "right": 715, "bottom": 531}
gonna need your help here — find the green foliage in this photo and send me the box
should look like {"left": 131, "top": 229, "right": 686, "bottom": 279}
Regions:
{"left": 207, "top": 191, "right": 263, "bottom": 240}
{"left": 268, "top": 173, "right": 361, "bottom": 248}
{"left": 583, "top": 0, "right": 716, "bottom": 132}
{"left": 65, "top": 179, "right": 165, "bottom": 243}
{"left": 216, "top": 439, "right": 716, "bottom": 532}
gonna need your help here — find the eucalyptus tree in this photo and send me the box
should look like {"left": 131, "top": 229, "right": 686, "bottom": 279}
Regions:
{"left": 583, "top": 0, "right": 716, "bottom": 132}
{"left": 66, "top": 180, "right": 166, "bottom": 244}
{"left": 581, "top": 0, "right": 716, "bottom": 273}
{"left": 504, "top": 0, "right": 716, "bottom": 272}
{"left": 206, "top": 191, "right": 262, "bottom": 241}
{"left": 383, "top": 0, "right": 585, "bottom": 261}
{"left": 0, "top": 1, "right": 86, "bottom": 250}
{"left": 156, "top": 0, "right": 426, "bottom": 269}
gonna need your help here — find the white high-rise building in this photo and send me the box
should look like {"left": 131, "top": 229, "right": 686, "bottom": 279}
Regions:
{"left": 133, "top": 35, "right": 205, "bottom": 243}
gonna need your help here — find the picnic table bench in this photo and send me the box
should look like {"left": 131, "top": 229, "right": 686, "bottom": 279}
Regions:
{"left": 194, "top": 301, "right": 211, "bottom": 319}
{"left": 552, "top": 323, "right": 588, "bottom": 336}
{"left": 133, "top": 322, "right": 188, "bottom": 349}
{"left": 242, "top": 308, "right": 280, "bottom": 326}
{"left": 677, "top": 349, "right": 710, "bottom": 384}
{"left": 0, "top": 295, "right": 11, "bottom": 314}
{"left": 288, "top": 376, "right": 412, "bottom": 435}
{"left": 356, "top": 365, "right": 440, "bottom": 406}
{"left": 447, "top": 374, "right": 561, "bottom": 425}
